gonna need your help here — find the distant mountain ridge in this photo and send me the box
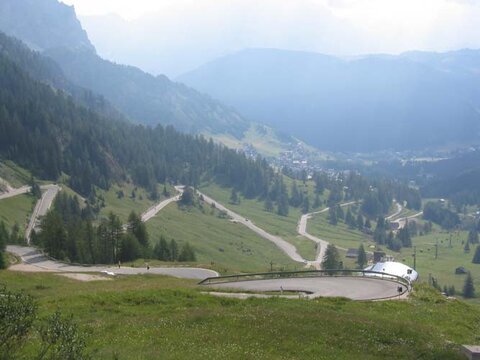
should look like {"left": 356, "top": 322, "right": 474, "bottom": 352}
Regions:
{"left": 0, "top": 0, "right": 249, "bottom": 137}
{"left": 178, "top": 48, "right": 480, "bottom": 152}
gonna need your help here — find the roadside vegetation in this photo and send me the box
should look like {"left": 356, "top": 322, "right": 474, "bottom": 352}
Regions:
{"left": 146, "top": 197, "right": 298, "bottom": 273}
{"left": 0, "top": 272, "right": 479, "bottom": 359}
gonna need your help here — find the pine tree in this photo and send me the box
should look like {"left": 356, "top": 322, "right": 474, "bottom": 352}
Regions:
{"left": 169, "top": 239, "right": 179, "bottom": 261}
{"left": 264, "top": 196, "right": 274, "bottom": 212}
{"left": 179, "top": 187, "right": 195, "bottom": 206}
{"left": 464, "top": 241, "right": 471, "bottom": 253}
{"left": 328, "top": 206, "right": 338, "bottom": 225}
{"left": 127, "top": 211, "right": 148, "bottom": 248}
{"left": 468, "top": 229, "right": 479, "bottom": 244}
{"left": 321, "top": 244, "right": 342, "bottom": 274}
{"left": 345, "top": 209, "right": 356, "bottom": 229}
{"left": 230, "top": 188, "right": 239, "bottom": 205}
{"left": 373, "top": 217, "right": 386, "bottom": 245}
{"left": 289, "top": 181, "right": 303, "bottom": 207}
{"left": 365, "top": 218, "right": 372, "bottom": 230}
{"left": 154, "top": 236, "right": 171, "bottom": 261}
{"left": 357, "top": 244, "right": 367, "bottom": 268}
{"left": 120, "top": 233, "right": 142, "bottom": 262}
{"left": 356, "top": 213, "right": 364, "bottom": 230}
{"left": 336, "top": 205, "right": 345, "bottom": 221}
{"left": 302, "top": 197, "right": 310, "bottom": 214}
{"left": 29, "top": 176, "right": 41, "bottom": 199}
{"left": 178, "top": 243, "right": 196, "bottom": 262}
{"left": 397, "top": 227, "right": 412, "bottom": 247}
{"left": 472, "top": 245, "right": 480, "bottom": 264}
{"left": 463, "top": 272, "right": 475, "bottom": 298}
{"left": 0, "top": 221, "right": 7, "bottom": 251}
{"left": 313, "top": 193, "right": 321, "bottom": 209}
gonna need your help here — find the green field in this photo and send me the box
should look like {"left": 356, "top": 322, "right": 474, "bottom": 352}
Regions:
{"left": 398, "top": 230, "right": 480, "bottom": 295}
{"left": 1, "top": 270, "right": 479, "bottom": 359}
{"left": 0, "top": 193, "right": 35, "bottom": 232}
{"left": 307, "top": 209, "right": 375, "bottom": 251}
{"left": 98, "top": 182, "right": 174, "bottom": 223}
{"left": 200, "top": 182, "right": 318, "bottom": 261}
{"left": 146, "top": 202, "right": 298, "bottom": 273}
{"left": 0, "top": 160, "right": 32, "bottom": 188}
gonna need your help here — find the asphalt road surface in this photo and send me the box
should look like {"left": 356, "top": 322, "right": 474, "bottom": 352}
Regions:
{"left": 25, "top": 185, "right": 60, "bottom": 243}
{"left": 141, "top": 193, "right": 181, "bottom": 222}
{"left": 0, "top": 185, "right": 30, "bottom": 200}
{"left": 7, "top": 245, "right": 219, "bottom": 280}
{"left": 207, "top": 277, "right": 405, "bottom": 300}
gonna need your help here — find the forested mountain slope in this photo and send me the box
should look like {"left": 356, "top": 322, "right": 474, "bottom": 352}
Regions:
{"left": 178, "top": 48, "right": 480, "bottom": 152}
{"left": 0, "top": 37, "right": 272, "bottom": 198}
{"left": 0, "top": 0, "right": 249, "bottom": 137}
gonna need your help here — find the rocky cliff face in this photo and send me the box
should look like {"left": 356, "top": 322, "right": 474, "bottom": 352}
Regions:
{"left": 0, "top": 0, "right": 94, "bottom": 52}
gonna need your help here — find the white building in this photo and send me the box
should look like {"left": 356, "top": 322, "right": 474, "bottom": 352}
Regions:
{"left": 364, "top": 261, "right": 418, "bottom": 282}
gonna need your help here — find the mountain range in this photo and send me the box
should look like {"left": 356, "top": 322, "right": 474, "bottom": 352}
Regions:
{"left": 178, "top": 48, "right": 480, "bottom": 152}
{"left": 0, "top": 0, "right": 249, "bottom": 137}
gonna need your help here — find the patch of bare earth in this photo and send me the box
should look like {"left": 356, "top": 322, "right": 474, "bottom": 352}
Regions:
{"left": 9, "top": 264, "right": 57, "bottom": 273}
{"left": 58, "top": 273, "right": 112, "bottom": 282}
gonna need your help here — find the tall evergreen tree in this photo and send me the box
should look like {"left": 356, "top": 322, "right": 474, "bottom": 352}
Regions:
{"left": 230, "top": 188, "right": 239, "bottom": 205}
{"left": 472, "top": 245, "right": 480, "bottom": 264}
{"left": 328, "top": 206, "right": 338, "bottom": 225}
{"left": 154, "top": 236, "right": 171, "bottom": 261}
{"left": 373, "top": 217, "right": 387, "bottom": 245}
{"left": 345, "top": 209, "right": 356, "bottom": 229}
{"left": 464, "top": 240, "right": 471, "bottom": 253}
{"left": 302, "top": 197, "right": 310, "bottom": 214}
{"left": 365, "top": 218, "right": 371, "bottom": 229}
{"left": 127, "top": 211, "right": 148, "bottom": 248}
{"left": 321, "top": 244, "right": 342, "bottom": 273}
{"left": 178, "top": 243, "right": 196, "bottom": 262}
{"left": 264, "top": 196, "right": 274, "bottom": 212}
{"left": 397, "top": 227, "right": 412, "bottom": 248}
{"left": 356, "top": 213, "right": 365, "bottom": 230}
{"left": 170, "top": 239, "right": 179, "bottom": 261}
{"left": 357, "top": 244, "right": 367, "bottom": 268}
{"left": 463, "top": 272, "right": 475, "bottom": 298}
{"left": 336, "top": 205, "right": 345, "bottom": 222}
{"left": 468, "top": 229, "right": 479, "bottom": 244}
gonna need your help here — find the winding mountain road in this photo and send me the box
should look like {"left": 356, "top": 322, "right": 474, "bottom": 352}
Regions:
{"left": 189, "top": 187, "right": 307, "bottom": 264}
{"left": 7, "top": 245, "right": 218, "bottom": 280}
{"left": 25, "top": 184, "right": 60, "bottom": 243}
{"left": 297, "top": 202, "right": 356, "bottom": 268}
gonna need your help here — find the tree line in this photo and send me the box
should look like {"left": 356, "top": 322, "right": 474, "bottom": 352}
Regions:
{"left": 33, "top": 193, "right": 196, "bottom": 265}
{"left": 0, "top": 42, "right": 279, "bottom": 204}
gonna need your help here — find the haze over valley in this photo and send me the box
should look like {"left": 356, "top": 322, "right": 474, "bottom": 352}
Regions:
{"left": 1, "top": 1, "right": 480, "bottom": 359}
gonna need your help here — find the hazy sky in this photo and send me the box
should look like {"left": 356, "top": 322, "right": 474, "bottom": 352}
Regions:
{"left": 61, "top": 0, "right": 480, "bottom": 76}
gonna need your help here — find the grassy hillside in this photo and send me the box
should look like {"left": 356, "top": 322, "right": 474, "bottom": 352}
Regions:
{"left": 399, "top": 230, "right": 480, "bottom": 296}
{"left": 97, "top": 183, "right": 174, "bottom": 223}
{"left": 307, "top": 208, "right": 375, "bottom": 251}
{"left": 0, "top": 160, "right": 31, "bottom": 188}
{"left": 0, "top": 193, "right": 35, "bottom": 231}
{"left": 200, "top": 182, "right": 319, "bottom": 261}
{"left": 0, "top": 271, "right": 479, "bottom": 359}
{"left": 146, "top": 202, "right": 298, "bottom": 273}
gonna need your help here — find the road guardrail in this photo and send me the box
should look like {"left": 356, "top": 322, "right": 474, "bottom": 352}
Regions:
{"left": 198, "top": 269, "right": 412, "bottom": 292}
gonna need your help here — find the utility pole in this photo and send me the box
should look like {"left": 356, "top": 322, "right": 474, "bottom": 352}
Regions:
{"left": 413, "top": 246, "right": 416, "bottom": 270}
{"left": 449, "top": 233, "right": 452, "bottom": 248}
{"left": 270, "top": 261, "right": 274, "bottom": 272}
{"left": 435, "top": 241, "right": 438, "bottom": 260}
